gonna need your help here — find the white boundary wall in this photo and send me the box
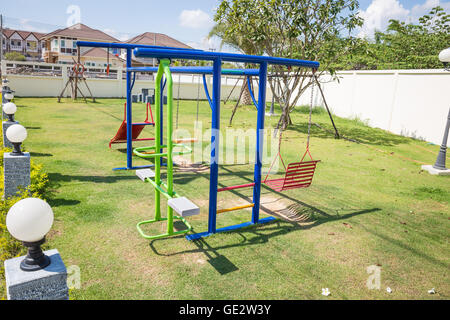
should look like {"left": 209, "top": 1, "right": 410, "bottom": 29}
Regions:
{"left": 296, "top": 69, "right": 450, "bottom": 146}
{"left": 2, "top": 61, "right": 449, "bottom": 145}
{"left": 1, "top": 60, "right": 248, "bottom": 101}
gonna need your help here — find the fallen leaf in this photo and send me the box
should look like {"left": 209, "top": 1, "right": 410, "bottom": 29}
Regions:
{"left": 343, "top": 223, "right": 352, "bottom": 229}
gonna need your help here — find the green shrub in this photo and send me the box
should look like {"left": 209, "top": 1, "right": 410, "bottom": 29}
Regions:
{"left": 4, "top": 52, "right": 26, "bottom": 61}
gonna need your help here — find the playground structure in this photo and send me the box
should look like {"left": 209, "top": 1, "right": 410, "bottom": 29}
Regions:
{"left": 57, "top": 62, "right": 95, "bottom": 103}
{"left": 77, "top": 41, "right": 320, "bottom": 241}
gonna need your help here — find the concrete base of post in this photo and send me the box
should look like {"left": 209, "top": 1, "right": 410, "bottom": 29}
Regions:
{"left": 2, "top": 120, "right": 19, "bottom": 149}
{"left": 421, "top": 164, "right": 450, "bottom": 175}
{"left": 3, "top": 152, "right": 31, "bottom": 198}
{"left": 4, "top": 249, "right": 69, "bottom": 300}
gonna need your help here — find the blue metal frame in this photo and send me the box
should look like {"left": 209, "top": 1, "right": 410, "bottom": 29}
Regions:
{"left": 76, "top": 40, "right": 319, "bottom": 240}
{"left": 202, "top": 74, "right": 213, "bottom": 109}
{"left": 246, "top": 76, "right": 258, "bottom": 109}
{"left": 128, "top": 66, "right": 260, "bottom": 76}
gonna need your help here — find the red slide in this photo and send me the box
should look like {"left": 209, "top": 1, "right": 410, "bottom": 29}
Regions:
{"left": 109, "top": 103, "right": 155, "bottom": 148}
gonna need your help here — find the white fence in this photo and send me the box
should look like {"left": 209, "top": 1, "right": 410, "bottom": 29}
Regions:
{"left": 2, "top": 61, "right": 449, "bottom": 146}
{"left": 297, "top": 69, "right": 450, "bottom": 146}
{"left": 1, "top": 60, "right": 248, "bottom": 101}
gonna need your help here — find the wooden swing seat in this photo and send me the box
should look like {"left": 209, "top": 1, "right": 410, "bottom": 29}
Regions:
{"left": 264, "top": 160, "right": 320, "bottom": 192}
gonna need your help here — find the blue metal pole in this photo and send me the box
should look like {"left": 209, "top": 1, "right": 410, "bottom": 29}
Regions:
{"left": 207, "top": 58, "right": 222, "bottom": 235}
{"left": 202, "top": 74, "right": 213, "bottom": 109}
{"left": 252, "top": 62, "right": 268, "bottom": 224}
{"left": 126, "top": 48, "right": 133, "bottom": 169}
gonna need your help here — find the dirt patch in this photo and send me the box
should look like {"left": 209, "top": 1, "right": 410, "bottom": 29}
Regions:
{"left": 173, "top": 156, "right": 209, "bottom": 173}
{"left": 216, "top": 195, "right": 320, "bottom": 224}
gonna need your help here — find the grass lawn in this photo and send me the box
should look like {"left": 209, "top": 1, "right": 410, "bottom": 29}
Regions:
{"left": 2, "top": 97, "right": 448, "bottom": 300}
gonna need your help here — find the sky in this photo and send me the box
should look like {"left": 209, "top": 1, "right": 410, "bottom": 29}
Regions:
{"left": 1, "top": 0, "right": 449, "bottom": 50}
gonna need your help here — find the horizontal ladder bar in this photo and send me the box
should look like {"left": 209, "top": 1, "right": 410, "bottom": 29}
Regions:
{"left": 217, "top": 183, "right": 255, "bottom": 192}
{"left": 217, "top": 203, "right": 254, "bottom": 214}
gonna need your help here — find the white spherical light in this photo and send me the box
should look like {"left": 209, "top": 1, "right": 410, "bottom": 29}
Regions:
{"left": 6, "top": 198, "right": 54, "bottom": 242}
{"left": 439, "top": 48, "right": 450, "bottom": 63}
{"left": 3, "top": 102, "right": 17, "bottom": 115}
{"left": 6, "top": 124, "right": 27, "bottom": 143}
{"left": 4, "top": 92, "right": 14, "bottom": 100}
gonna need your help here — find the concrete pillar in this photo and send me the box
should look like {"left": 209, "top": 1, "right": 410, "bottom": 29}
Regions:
{"left": 3, "top": 152, "right": 31, "bottom": 198}
{"left": 4, "top": 249, "right": 69, "bottom": 300}
{"left": 3, "top": 120, "right": 19, "bottom": 149}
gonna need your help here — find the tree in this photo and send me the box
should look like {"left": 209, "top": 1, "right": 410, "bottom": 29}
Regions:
{"left": 334, "top": 6, "right": 450, "bottom": 70}
{"left": 208, "top": 21, "right": 261, "bottom": 107}
{"left": 214, "top": 0, "right": 363, "bottom": 131}
{"left": 5, "top": 52, "right": 26, "bottom": 61}
{"left": 374, "top": 6, "right": 450, "bottom": 69}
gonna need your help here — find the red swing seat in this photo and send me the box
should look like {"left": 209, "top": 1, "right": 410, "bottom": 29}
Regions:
{"left": 264, "top": 148, "right": 320, "bottom": 192}
{"left": 109, "top": 102, "right": 155, "bottom": 148}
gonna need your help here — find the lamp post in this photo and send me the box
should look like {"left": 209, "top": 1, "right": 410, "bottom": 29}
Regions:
{"left": 3, "top": 124, "right": 30, "bottom": 198}
{"left": 4, "top": 198, "right": 69, "bottom": 300}
{"left": 4, "top": 91, "right": 13, "bottom": 101}
{"left": 433, "top": 48, "right": 450, "bottom": 170}
{"left": 6, "top": 198, "right": 54, "bottom": 271}
{"left": 422, "top": 48, "right": 450, "bottom": 175}
{"left": 3, "top": 101, "right": 17, "bottom": 122}
{"left": 6, "top": 123, "right": 27, "bottom": 155}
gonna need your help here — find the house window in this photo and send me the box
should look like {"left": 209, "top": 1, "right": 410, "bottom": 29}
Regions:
{"left": 61, "top": 39, "right": 66, "bottom": 48}
{"left": 11, "top": 39, "right": 22, "bottom": 47}
{"left": 27, "top": 41, "right": 37, "bottom": 50}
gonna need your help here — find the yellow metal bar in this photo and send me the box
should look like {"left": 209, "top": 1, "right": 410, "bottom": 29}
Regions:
{"left": 217, "top": 203, "right": 255, "bottom": 214}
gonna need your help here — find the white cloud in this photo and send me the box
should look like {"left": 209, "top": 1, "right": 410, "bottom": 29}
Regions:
{"left": 358, "top": 0, "right": 450, "bottom": 38}
{"left": 357, "top": 0, "right": 409, "bottom": 38}
{"left": 179, "top": 9, "right": 213, "bottom": 29}
{"left": 187, "top": 37, "right": 218, "bottom": 51}
{"left": 102, "top": 28, "right": 132, "bottom": 42}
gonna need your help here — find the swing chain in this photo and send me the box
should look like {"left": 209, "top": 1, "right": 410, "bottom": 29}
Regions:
{"left": 176, "top": 74, "right": 181, "bottom": 129}
{"left": 307, "top": 70, "right": 316, "bottom": 149}
{"left": 196, "top": 75, "right": 201, "bottom": 122}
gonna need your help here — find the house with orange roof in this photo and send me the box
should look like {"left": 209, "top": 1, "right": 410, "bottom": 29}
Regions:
{"left": 40, "top": 23, "right": 120, "bottom": 64}
{"left": 124, "top": 32, "right": 192, "bottom": 66}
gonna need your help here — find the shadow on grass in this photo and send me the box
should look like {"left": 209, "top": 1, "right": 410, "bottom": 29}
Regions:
{"left": 289, "top": 121, "right": 411, "bottom": 146}
{"left": 149, "top": 205, "right": 379, "bottom": 275}
{"left": 30, "top": 152, "right": 53, "bottom": 157}
{"left": 48, "top": 198, "right": 81, "bottom": 207}
{"left": 48, "top": 172, "right": 137, "bottom": 184}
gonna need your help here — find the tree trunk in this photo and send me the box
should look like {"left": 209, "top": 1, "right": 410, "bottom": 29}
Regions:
{"left": 240, "top": 77, "right": 252, "bottom": 106}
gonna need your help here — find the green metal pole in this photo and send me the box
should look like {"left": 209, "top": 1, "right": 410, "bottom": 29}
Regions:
{"left": 162, "top": 60, "right": 174, "bottom": 235}
{"left": 154, "top": 63, "right": 164, "bottom": 221}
